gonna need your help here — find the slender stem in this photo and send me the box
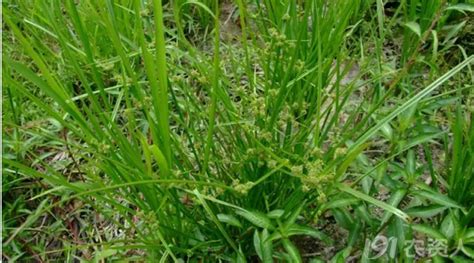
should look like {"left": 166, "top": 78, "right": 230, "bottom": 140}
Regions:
{"left": 153, "top": 0, "right": 172, "bottom": 165}
{"left": 203, "top": 0, "right": 220, "bottom": 174}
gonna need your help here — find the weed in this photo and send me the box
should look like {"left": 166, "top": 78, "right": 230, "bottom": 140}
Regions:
{"left": 2, "top": 0, "right": 474, "bottom": 261}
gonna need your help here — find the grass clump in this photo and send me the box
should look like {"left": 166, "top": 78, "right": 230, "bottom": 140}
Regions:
{"left": 2, "top": 0, "right": 474, "bottom": 261}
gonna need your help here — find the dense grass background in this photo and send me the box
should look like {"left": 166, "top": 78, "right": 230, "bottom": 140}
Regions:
{"left": 2, "top": 0, "right": 474, "bottom": 261}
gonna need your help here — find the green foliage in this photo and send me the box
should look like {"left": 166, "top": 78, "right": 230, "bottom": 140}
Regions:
{"left": 2, "top": 0, "right": 473, "bottom": 261}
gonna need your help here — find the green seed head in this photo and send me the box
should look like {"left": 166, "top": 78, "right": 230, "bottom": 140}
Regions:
{"left": 291, "top": 165, "right": 304, "bottom": 176}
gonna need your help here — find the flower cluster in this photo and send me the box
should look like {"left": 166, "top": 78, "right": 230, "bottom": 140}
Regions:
{"left": 295, "top": 59, "right": 305, "bottom": 71}
{"left": 268, "top": 28, "right": 287, "bottom": 47}
{"left": 290, "top": 159, "right": 334, "bottom": 203}
{"left": 250, "top": 97, "right": 266, "bottom": 118}
{"left": 334, "top": 147, "right": 347, "bottom": 159}
{"left": 232, "top": 179, "right": 255, "bottom": 195}
{"left": 112, "top": 74, "right": 132, "bottom": 86}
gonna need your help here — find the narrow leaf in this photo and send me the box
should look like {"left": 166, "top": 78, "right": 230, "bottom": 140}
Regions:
{"left": 411, "top": 224, "right": 447, "bottom": 240}
{"left": 282, "top": 239, "right": 302, "bottom": 263}
{"left": 415, "top": 187, "right": 464, "bottom": 211}
{"left": 405, "top": 21, "right": 421, "bottom": 37}
{"left": 267, "top": 209, "right": 285, "bottom": 219}
{"left": 381, "top": 189, "right": 407, "bottom": 224}
{"left": 236, "top": 210, "right": 274, "bottom": 230}
{"left": 446, "top": 3, "right": 474, "bottom": 13}
{"left": 287, "top": 224, "right": 332, "bottom": 244}
{"left": 261, "top": 229, "right": 273, "bottom": 263}
{"left": 149, "top": 145, "right": 170, "bottom": 178}
{"left": 253, "top": 230, "right": 263, "bottom": 260}
{"left": 405, "top": 205, "right": 447, "bottom": 218}
{"left": 337, "top": 183, "right": 410, "bottom": 222}
{"left": 217, "top": 214, "right": 243, "bottom": 228}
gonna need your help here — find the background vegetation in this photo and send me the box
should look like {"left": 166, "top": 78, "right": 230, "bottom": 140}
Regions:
{"left": 2, "top": 0, "right": 474, "bottom": 261}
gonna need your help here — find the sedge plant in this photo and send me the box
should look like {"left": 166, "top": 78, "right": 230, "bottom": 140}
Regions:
{"left": 2, "top": 0, "right": 474, "bottom": 261}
